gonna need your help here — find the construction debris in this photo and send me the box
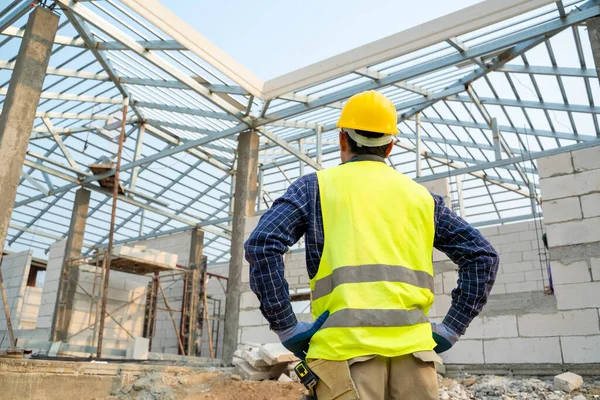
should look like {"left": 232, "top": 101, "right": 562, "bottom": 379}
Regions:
{"left": 278, "top": 373, "right": 294, "bottom": 383}
{"left": 259, "top": 343, "right": 298, "bottom": 365}
{"left": 234, "top": 343, "right": 299, "bottom": 381}
{"left": 554, "top": 372, "right": 584, "bottom": 393}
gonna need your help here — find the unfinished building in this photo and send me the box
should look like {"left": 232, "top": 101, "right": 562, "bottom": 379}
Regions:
{"left": 0, "top": 0, "right": 599, "bottom": 397}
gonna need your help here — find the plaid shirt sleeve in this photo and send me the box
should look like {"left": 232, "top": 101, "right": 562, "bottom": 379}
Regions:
{"left": 244, "top": 175, "right": 313, "bottom": 331}
{"left": 431, "top": 193, "right": 500, "bottom": 336}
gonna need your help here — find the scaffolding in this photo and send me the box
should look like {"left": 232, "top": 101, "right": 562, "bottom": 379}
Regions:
{"left": 53, "top": 249, "right": 223, "bottom": 359}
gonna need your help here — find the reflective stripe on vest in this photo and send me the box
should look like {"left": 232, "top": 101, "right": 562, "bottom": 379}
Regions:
{"left": 307, "top": 160, "right": 437, "bottom": 361}
{"left": 321, "top": 308, "right": 429, "bottom": 329}
{"left": 312, "top": 264, "right": 434, "bottom": 301}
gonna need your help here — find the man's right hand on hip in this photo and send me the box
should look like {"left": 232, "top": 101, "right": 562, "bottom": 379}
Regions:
{"left": 431, "top": 322, "right": 460, "bottom": 354}
{"left": 275, "top": 311, "right": 329, "bottom": 359}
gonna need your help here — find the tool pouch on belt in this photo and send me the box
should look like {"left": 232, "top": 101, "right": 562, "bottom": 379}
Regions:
{"left": 307, "top": 360, "right": 360, "bottom": 400}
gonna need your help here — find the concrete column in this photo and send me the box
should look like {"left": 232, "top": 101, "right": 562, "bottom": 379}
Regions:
{"left": 491, "top": 118, "right": 501, "bottom": 161}
{"left": 587, "top": 16, "right": 600, "bottom": 86}
{"left": 223, "top": 131, "right": 259, "bottom": 363}
{"left": 416, "top": 112, "right": 422, "bottom": 178}
{"left": 0, "top": 7, "right": 58, "bottom": 344}
{"left": 0, "top": 7, "right": 59, "bottom": 257}
{"left": 51, "top": 188, "right": 91, "bottom": 341}
{"left": 187, "top": 228, "right": 204, "bottom": 356}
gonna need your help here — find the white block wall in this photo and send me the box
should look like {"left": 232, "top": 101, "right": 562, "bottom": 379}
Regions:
{"left": 36, "top": 240, "right": 66, "bottom": 332}
{"left": 66, "top": 267, "right": 149, "bottom": 353}
{"left": 30, "top": 232, "right": 195, "bottom": 356}
{"left": 202, "top": 262, "right": 228, "bottom": 359}
{"left": 432, "top": 221, "right": 548, "bottom": 296}
{"left": 121, "top": 230, "right": 192, "bottom": 355}
{"left": 436, "top": 147, "right": 600, "bottom": 365}
{"left": 238, "top": 159, "right": 600, "bottom": 364}
{"left": 19, "top": 287, "right": 42, "bottom": 330}
{"left": 0, "top": 251, "right": 33, "bottom": 333}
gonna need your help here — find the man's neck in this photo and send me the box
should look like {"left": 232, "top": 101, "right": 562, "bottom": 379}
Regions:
{"left": 345, "top": 154, "right": 386, "bottom": 164}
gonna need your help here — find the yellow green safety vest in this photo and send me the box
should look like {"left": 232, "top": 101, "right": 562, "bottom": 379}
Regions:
{"left": 307, "top": 159, "right": 437, "bottom": 361}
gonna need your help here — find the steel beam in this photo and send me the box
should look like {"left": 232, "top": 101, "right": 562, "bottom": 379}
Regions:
{"left": 416, "top": 112, "right": 422, "bottom": 178}
{"left": 261, "top": 2, "right": 599, "bottom": 123}
{"left": 497, "top": 64, "right": 597, "bottom": 78}
{"left": 417, "top": 139, "right": 600, "bottom": 183}
{"left": 59, "top": 0, "right": 249, "bottom": 121}
{"left": 257, "top": 128, "right": 322, "bottom": 171}
{"left": 43, "top": 117, "right": 80, "bottom": 170}
{"left": 0, "top": 88, "right": 123, "bottom": 105}
{"left": 0, "top": 0, "right": 31, "bottom": 33}
{"left": 129, "top": 124, "right": 146, "bottom": 193}
{"left": 21, "top": 171, "right": 48, "bottom": 195}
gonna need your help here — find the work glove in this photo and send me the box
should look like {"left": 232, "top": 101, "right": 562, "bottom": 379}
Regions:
{"left": 275, "top": 311, "right": 329, "bottom": 360}
{"left": 431, "top": 322, "right": 460, "bottom": 354}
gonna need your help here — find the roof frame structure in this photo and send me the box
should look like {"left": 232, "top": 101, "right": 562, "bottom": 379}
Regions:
{"left": 2, "top": 0, "right": 600, "bottom": 261}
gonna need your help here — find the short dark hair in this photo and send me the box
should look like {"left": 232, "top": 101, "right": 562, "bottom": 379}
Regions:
{"left": 344, "top": 129, "right": 390, "bottom": 158}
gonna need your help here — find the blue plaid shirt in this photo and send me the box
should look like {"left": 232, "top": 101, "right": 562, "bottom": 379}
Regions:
{"left": 245, "top": 158, "right": 499, "bottom": 336}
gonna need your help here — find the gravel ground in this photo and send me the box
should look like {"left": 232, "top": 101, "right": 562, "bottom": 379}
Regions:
{"left": 439, "top": 375, "right": 600, "bottom": 400}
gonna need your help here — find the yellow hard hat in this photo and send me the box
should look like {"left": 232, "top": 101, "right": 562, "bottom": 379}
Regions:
{"left": 336, "top": 90, "right": 399, "bottom": 135}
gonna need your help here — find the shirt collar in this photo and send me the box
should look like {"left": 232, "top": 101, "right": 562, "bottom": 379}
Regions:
{"left": 344, "top": 154, "right": 387, "bottom": 165}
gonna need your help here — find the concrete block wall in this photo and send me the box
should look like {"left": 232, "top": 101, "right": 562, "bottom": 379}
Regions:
{"left": 124, "top": 230, "right": 192, "bottom": 354}
{"left": 238, "top": 216, "right": 279, "bottom": 345}
{"left": 420, "top": 178, "right": 451, "bottom": 207}
{"left": 201, "top": 262, "right": 228, "bottom": 359}
{"left": 19, "top": 287, "right": 42, "bottom": 330}
{"left": 36, "top": 240, "right": 66, "bottom": 331}
{"left": 435, "top": 147, "right": 600, "bottom": 365}
{"left": 66, "top": 267, "right": 149, "bottom": 353}
{"left": 536, "top": 146, "right": 600, "bottom": 364}
{"left": 433, "top": 221, "right": 548, "bottom": 296}
{"left": 0, "top": 251, "right": 33, "bottom": 333}
{"left": 237, "top": 216, "right": 313, "bottom": 346}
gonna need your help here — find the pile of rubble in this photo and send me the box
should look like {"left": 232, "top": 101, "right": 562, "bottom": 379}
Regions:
{"left": 232, "top": 343, "right": 299, "bottom": 382}
{"left": 438, "top": 372, "right": 600, "bottom": 400}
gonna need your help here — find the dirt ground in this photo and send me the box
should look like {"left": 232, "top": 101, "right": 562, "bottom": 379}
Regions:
{"left": 108, "top": 370, "right": 600, "bottom": 400}
{"left": 108, "top": 370, "right": 307, "bottom": 400}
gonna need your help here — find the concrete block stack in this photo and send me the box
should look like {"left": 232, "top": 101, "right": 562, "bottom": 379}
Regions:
{"left": 113, "top": 245, "right": 178, "bottom": 268}
{"left": 234, "top": 343, "right": 298, "bottom": 381}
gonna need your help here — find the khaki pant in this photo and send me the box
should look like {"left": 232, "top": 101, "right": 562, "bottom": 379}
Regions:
{"left": 308, "top": 352, "right": 439, "bottom": 400}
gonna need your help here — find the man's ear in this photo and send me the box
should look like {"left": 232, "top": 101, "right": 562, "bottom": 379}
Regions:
{"left": 384, "top": 140, "right": 394, "bottom": 157}
{"left": 339, "top": 131, "right": 348, "bottom": 152}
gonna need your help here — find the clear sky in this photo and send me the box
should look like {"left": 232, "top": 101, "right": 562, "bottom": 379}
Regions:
{"left": 166, "top": 0, "right": 485, "bottom": 80}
